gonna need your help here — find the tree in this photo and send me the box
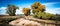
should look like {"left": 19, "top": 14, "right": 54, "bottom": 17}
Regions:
{"left": 6, "top": 4, "right": 19, "bottom": 16}
{"left": 22, "top": 8, "right": 31, "bottom": 16}
{"left": 31, "top": 2, "right": 45, "bottom": 14}
{"left": 31, "top": 2, "right": 55, "bottom": 20}
{"left": 38, "top": 5, "right": 45, "bottom": 12}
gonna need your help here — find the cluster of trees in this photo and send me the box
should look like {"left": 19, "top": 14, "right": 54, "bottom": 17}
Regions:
{"left": 31, "top": 2, "right": 59, "bottom": 21}
{"left": 6, "top": 2, "right": 54, "bottom": 17}
{"left": 31, "top": 2, "right": 54, "bottom": 19}
{"left": 6, "top": 4, "right": 31, "bottom": 16}
{"left": 6, "top": 2, "right": 60, "bottom": 21}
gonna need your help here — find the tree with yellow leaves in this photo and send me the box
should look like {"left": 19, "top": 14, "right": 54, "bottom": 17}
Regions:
{"left": 22, "top": 8, "right": 31, "bottom": 16}
{"left": 31, "top": 2, "right": 45, "bottom": 13}
{"left": 38, "top": 5, "right": 45, "bottom": 12}
{"left": 31, "top": 2, "right": 54, "bottom": 19}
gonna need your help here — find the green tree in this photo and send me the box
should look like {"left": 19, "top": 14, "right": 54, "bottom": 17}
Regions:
{"left": 6, "top": 4, "right": 19, "bottom": 16}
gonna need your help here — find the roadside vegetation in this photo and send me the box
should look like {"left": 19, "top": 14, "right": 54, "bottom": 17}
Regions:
{"left": 0, "top": 18, "right": 17, "bottom": 23}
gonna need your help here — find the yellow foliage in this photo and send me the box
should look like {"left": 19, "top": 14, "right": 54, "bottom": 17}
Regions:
{"left": 38, "top": 5, "right": 45, "bottom": 12}
{"left": 31, "top": 2, "right": 41, "bottom": 9}
{"left": 22, "top": 8, "right": 30, "bottom": 13}
{"left": 38, "top": 5, "right": 45, "bottom": 10}
{"left": 31, "top": 2, "right": 45, "bottom": 12}
{"left": 35, "top": 2, "right": 41, "bottom": 6}
{"left": 22, "top": 8, "right": 31, "bottom": 15}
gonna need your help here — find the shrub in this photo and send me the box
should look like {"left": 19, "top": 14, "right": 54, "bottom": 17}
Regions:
{"left": 2, "top": 18, "right": 17, "bottom": 23}
{"left": 51, "top": 16, "right": 60, "bottom": 21}
{"left": 32, "top": 11, "right": 55, "bottom": 20}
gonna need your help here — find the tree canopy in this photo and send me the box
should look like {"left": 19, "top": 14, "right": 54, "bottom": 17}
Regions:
{"left": 6, "top": 4, "right": 19, "bottom": 16}
{"left": 31, "top": 2, "right": 45, "bottom": 13}
{"left": 22, "top": 8, "right": 31, "bottom": 16}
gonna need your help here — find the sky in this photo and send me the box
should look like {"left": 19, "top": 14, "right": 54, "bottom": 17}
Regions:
{"left": 0, "top": 0, "right": 60, "bottom": 15}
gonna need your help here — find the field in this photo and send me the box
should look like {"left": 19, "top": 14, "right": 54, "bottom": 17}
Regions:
{"left": 0, "top": 14, "right": 60, "bottom": 26}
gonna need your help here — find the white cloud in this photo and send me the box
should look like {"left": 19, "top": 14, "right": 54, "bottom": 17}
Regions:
{"left": 42, "top": 2, "right": 60, "bottom": 8}
{"left": 41, "top": 2, "right": 60, "bottom": 14}
{"left": 55, "top": 8, "right": 60, "bottom": 11}
{"left": 42, "top": 2, "right": 60, "bottom": 5}
{"left": 15, "top": 4, "right": 31, "bottom": 14}
{"left": 0, "top": 7, "right": 7, "bottom": 15}
{"left": 45, "top": 8, "right": 60, "bottom": 14}
{"left": 15, "top": 7, "right": 23, "bottom": 14}
{"left": 0, "top": 7, "right": 6, "bottom": 10}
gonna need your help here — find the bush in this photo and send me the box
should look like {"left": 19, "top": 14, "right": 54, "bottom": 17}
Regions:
{"left": 32, "top": 11, "right": 55, "bottom": 20}
{"left": 51, "top": 16, "right": 60, "bottom": 21}
{"left": 32, "top": 11, "right": 60, "bottom": 21}
{"left": 2, "top": 18, "right": 17, "bottom": 23}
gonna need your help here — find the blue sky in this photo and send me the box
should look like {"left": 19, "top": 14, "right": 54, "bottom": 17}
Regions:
{"left": 0, "top": 0, "right": 60, "bottom": 15}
